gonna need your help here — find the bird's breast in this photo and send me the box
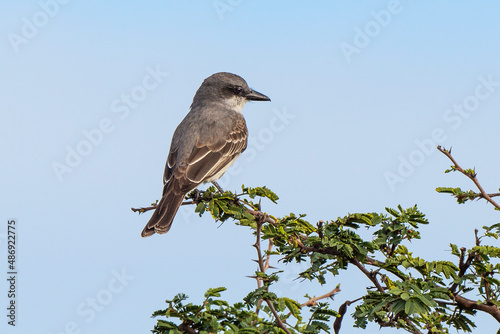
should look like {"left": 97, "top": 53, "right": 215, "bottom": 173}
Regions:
{"left": 203, "top": 153, "right": 241, "bottom": 183}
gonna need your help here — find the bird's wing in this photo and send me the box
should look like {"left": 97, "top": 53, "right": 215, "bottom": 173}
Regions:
{"left": 162, "top": 147, "right": 177, "bottom": 191}
{"left": 184, "top": 117, "right": 248, "bottom": 184}
{"left": 142, "top": 118, "right": 248, "bottom": 237}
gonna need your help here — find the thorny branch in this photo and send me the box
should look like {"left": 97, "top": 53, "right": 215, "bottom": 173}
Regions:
{"left": 293, "top": 237, "right": 423, "bottom": 333}
{"left": 437, "top": 147, "right": 500, "bottom": 321}
{"left": 447, "top": 229, "right": 500, "bottom": 322}
{"left": 301, "top": 287, "right": 341, "bottom": 307}
{"left": 253, "top": 217, "right": 292, "bottom": 334}
{"left": 137, "top": 171, "right": 500, "bottom": 332}
{"left": 437, "top": 146, "right": 500, "bottom": 210}
{"left": 130, "top": 200, "right": 193, "bottom": 213}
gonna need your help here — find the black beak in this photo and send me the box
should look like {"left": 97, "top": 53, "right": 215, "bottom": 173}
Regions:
{"left": 245, "top": 89, "right": 271, "bottom": 102}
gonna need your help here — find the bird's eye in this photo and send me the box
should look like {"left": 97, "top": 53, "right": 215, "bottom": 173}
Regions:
{"left": 233, "top": 87, "right": 244, "bottom": 95}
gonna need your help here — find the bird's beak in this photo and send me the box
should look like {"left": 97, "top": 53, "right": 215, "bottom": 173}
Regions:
{"left": 245, "top": 89, "right": 271, "bottom": 102}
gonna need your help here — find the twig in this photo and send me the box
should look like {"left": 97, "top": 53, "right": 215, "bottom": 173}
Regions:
{"left": 255, "top": 239, "right": 274, "bottom": 315}
{"left": 246, "top": 208, "right": 277, "bottom": 225}
{"left": 365, "top": 257, "right": 407, "bottom": 280}
{"left": 403, "top": 318, "right": 423, "bottom": 334}
{"left": 282, "top": 287, "right": 342, "bottom": 326}
{"left": 301, "top": 287, "right": 341, "bottom": 307}
{"left": 254, "top": 222, "right": 266, "bottom": 273}
{"left": 349, "top": 258, "right": 385, "bottom": 293}
{"left": 450, "top": 247, "right": 476, "bottom": 294}
{"left": 131, "top": 199, "right": 197, "bottom": 213}
{"left": 264, "top": 239, "right": 274, "bottom": 272}
{"left": 131, "top": 204, "right": 158, "bottom": 213}
{"left": 131, "top": 188, "right": 209, "bottom": 213}
{"left": 437, "top": 146, "right": 500, "bottom": 210}
{"left": 450, "top": 229, "right": 482, "bottom": 294}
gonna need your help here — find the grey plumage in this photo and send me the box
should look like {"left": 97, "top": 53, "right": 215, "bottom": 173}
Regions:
{"left": 142, "top": 72, "right": 270, "bottom": 237}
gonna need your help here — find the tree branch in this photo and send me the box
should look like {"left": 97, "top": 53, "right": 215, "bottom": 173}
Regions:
{"left": 131, "top": 204, "right": 158, "bottom": 213}
{"left": 294, "top": 239, "right": 424, "bottom": 333}
{"left": 349, "top": 257, "right": 385, "bottom": 293}
{"left": 178, "top": 321, "right": 198, "bottom": 334}
{"left": 437, "top": 146, "right": 500, "bottom": 210}
{"left": 453, "top": 294, "right": 500, "bottom": 322}
{"left": 264, "top": 239, "right": 274, "bottom": 272}
{"left": 450, "top": 246, "right": 476, "bottom": 294}
{"left": 131, "top": 199, "right": 195, "bottom": 213}
{"left": 254, "top": 216, "right": 292, "bottom": 334}
{"left": 301, "top": 287, "right": 341, "bottom": 307}
{"left": 349, "top": 258, "right": 422, "bottom": 333}
{"left": 246, "top": 208, "right": 277, "bottom": 225}
{"left": 446, "top": 228, "right": 500, "bottom": 322}
{"left": 255, "top": 239, "right": 274, "bottom": 316}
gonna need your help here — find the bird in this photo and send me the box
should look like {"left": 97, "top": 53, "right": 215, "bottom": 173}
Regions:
{"left": 141, "top": 72, "right": 271, "bottom": 237}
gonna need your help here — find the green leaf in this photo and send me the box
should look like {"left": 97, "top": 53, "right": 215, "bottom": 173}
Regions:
{"left": 415, "top": 294, "right": 436, "bottom": 308}
{"left": 404, "top": 299, "right": 415, "bottom": 315}
{"left": 283, "top": 297, "right": 301, "bottom": 320}
{"left": 204, "top": 287, "right": 227, "bottom": 298}
{"left": 195, "top": 202, "right": 206, "bottom": 215}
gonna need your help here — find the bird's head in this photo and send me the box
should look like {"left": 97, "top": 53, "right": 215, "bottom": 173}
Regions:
{"left": 192, "top": 72, "right": 270, "bottom": 112}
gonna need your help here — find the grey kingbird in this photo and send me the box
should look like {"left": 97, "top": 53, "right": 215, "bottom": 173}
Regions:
{"left": 141, "top": 72, "right": 270, "bottom": 237}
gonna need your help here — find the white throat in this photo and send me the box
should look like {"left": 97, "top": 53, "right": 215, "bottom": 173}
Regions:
{"left": 226, "top": 95, "right": 247, "bottom": 113}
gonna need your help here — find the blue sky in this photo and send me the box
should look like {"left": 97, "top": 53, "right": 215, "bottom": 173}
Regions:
{"left": 1, "top": 1, "right": 500, "bottom": 333}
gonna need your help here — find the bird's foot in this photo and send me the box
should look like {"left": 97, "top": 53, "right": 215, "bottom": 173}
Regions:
{"left": 191, "top": 189, "right": 204, "bottom": 204}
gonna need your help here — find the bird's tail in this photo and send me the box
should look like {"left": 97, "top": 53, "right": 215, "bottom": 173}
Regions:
{"left": 141, "top": 190, "right": 185, "bottom": 237}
